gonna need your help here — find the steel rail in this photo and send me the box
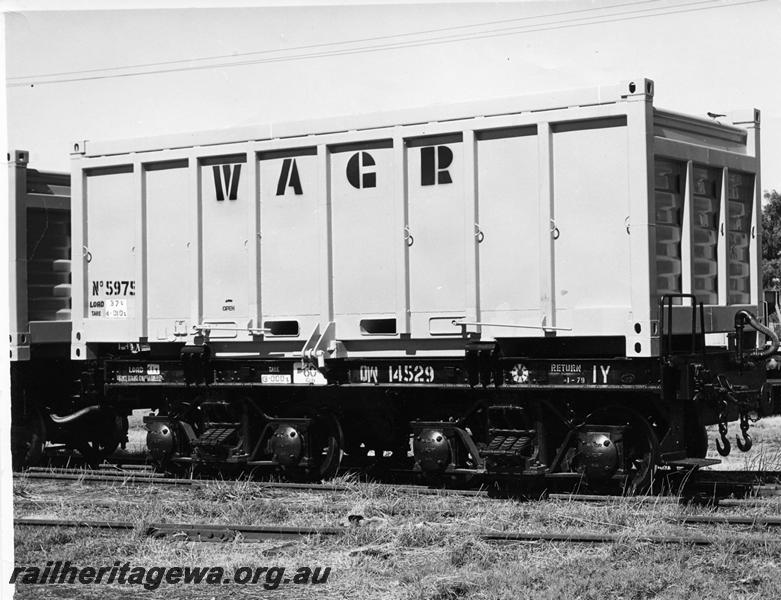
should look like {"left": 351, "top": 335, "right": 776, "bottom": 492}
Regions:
{"left": 686, "top": 470, "right": 781, "bottom": 484}
{"left": 17, "top": 472, "right": 199, "bottom": 486}
{"left": 678, "top": 515, "right": 781, "bottom": 527}
{"left": 27, "top": 466, "right": 162, "bottom": 477}
{"left": 482, "top": 531, "right": 721, "bottom": 545}
{"left": 14, "top": 518, "right": 342, "bottom": 542}
{"left": 15, "top": 517, "right": 779, "bottom": 545}
{"left": 547, "top": 493, "right": 781, "bottom": 506}
{"left": 17, "top": 467, "right": 781, "bottom": 500}
{"left": 13, "top": 471, "right": 487, "bottom": 496}
{"left": 38, "top": 454, "right": 153, "bottom": 468}
{"left": 18, "top": 471, "right": 356, "bottom": 490}
{"left": 548, "top": 493, "right": 680, "bottom": 504}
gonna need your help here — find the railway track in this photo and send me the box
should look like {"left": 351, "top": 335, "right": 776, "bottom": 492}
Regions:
{"left": 547, "top": 493, "right": 781, "bottom": 507}
{"left": 16, "top": 466, "right": 781, "bottom": 501}
{"left": 14, "top": 516, "right": 781, "bottom": 546}
{"left": 17, "top": 468, "right": 781, "bottom": 548}
{"left": 14, "top": 464, "right": 781, "bottom": 507}
{"left": 14, "top": 470, "right": 489, "bottom": 497}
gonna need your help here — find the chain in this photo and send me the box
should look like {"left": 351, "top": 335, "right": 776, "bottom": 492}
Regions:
{"left": 740, "top": 412, "right": 750, "bottom": 436}
{"left": 717, "top": 396, "right": 729, "bottom": 437}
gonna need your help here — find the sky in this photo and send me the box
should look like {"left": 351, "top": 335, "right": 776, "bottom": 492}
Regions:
{"left": 3, "top": 0, "right": 781, "bottom": 192}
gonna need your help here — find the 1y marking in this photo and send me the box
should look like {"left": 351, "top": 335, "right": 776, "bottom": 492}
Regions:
{"left": 592, "top": 365, "right": 611, "bottom": 384}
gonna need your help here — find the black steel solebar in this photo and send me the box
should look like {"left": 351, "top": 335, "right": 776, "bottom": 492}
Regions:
{"left": 105, "top": 356, "right": 665, "bottom": 390}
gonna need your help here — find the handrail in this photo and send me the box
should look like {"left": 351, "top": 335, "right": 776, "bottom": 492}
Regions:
{"left": 192, "top": 324, "right": 269, "bottom": 335}
{"left": 451, "top": 320, "right": 572, "bottom": 332}
{"left": 658, "top": 294, "right": 704, "bottom": 357}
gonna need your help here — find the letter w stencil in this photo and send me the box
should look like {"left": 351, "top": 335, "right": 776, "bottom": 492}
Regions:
{"left": 213, "top": 164, "right": 242, "bottom": 201}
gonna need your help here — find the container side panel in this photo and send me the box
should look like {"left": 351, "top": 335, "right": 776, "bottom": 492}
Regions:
{"left": 330, "top": 144, "right": 397, "bottom": 338}
{"left": 476, "top": 131, "right": 541, "bottom": 338}
{"left": 146, "top": 165, "right": 192, "bottom": 338}
{"left": 407, "top": 137, "right": 465, "bottom": 335}
{"left": 691, "top": 166, "right": 721, "bottom": 304}
{"left": 653, "top": 159, "right": 685, "bottom": 300}
{"left": 259, "top": 151, "right": 320, "bottom": 337}
{"left": 85, "top": 169, "right": 137, "bottom": 337}
{"left": 16, "top": 166, "right": 72, "bottom": 354}
{"left": 727, "top": 170, "right": 754, "bottom": 304}
{"left": 26, "top": 207, "right": 71, "bottom": 322}
{"left": 552, "top": 122, "right": 631, "bottom": 332}
{"left": 200, "top": 159, "right": 250, "bottom": 327}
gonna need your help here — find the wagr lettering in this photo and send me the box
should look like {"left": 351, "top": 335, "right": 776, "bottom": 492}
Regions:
{"left": 212, "top": 164, "right": 242, "bottom": 201}
{"left": 216, "top": 146, "right": 456, "bottom": 202}
{"left": 421, "top": 145, "right": 453, "bottom": 186}
{"left": 276, "top": 158, "right": 303, "bottom": 196}
{"left": 346, "top": 152, "right": 377, "bottom": 189}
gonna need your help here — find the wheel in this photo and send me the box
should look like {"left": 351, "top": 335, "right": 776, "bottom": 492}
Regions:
{"left": 621, "top": 414, "right": 660, "bottom": 495}
{"left": 71, "top": 412, "right": 125, "bottom": 468}
{"left": 684, "top": 408, "right": 708, "bottom": 459}
{"left": 586, "top": 406, "right": 660, "bottom": 495}
{"left": 11, "top": 412, "right": 46, "bottom": 469}
{"left": 73, "top": 439, "right": 118, "bottom": 468}
{"left": 283, "top": 413, "right": 343, "bottom": 483}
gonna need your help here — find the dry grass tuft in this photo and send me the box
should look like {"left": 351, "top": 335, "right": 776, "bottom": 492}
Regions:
{"left": 14, "top": 436, "right": 781, "bottom": 599}
{"left": 706, "top": 415, "right": 781, "bottom": 471}
{"left": 448, "top": 537, "right": 497, "bottom": 569}
{"left": 426, "top": 576, "right": 478, "bottom": 600}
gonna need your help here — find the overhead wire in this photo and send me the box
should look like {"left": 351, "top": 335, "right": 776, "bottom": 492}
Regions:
{"left": 7, "top": 0, "right": 767, "bottom": 87}
{"left": 6, "top": 0, "right": 666, "bottom": 81}
{"left": 8, "top": 0, "right": 760, "bottom": 86}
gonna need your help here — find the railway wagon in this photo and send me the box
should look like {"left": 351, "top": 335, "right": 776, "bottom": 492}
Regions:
{"left": 8, "top": 152, "right": 94, "bottom": 466}
{"left": 8, "top": 151, "right": 133, "bottom": 468}
{"left": 58, "top": 77, "right": 773, "bottom": 489}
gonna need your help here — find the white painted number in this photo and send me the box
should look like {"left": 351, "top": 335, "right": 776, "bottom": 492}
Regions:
{"left": 105, "top": 299, "right": 128, "bottom": 319}
{"left": 388, "top": 365, "right": 435, "bottom": 383}
{"left": 261, "top": 374, "right": 292, "bottom": 384}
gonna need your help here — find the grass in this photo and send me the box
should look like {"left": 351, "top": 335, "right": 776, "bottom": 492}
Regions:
{"left": 12, "top": 473, "right": 781, "bottom": 599}
{"left": 12, "top": 521, "right": 781, "bottom": 599}
{"left": 119, "top": 408, "right": 149, "bottom": 455}
{"left": 706, "top": 415, "right": 781, "bottom": 471}
{"left": 13, "top": 413, "right": 781, "bottom": 598}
